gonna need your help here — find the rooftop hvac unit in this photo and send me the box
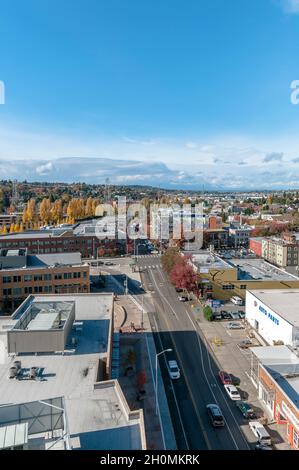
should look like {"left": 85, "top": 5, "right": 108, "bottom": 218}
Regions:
{"left": 13, "top": 360, "right": 21, "bottom": 370}
{"left": 29, "top": 367, "right": 38, "bottom": 380}
{"left": 9, "top": 366, "right": 18, "bottom": 379}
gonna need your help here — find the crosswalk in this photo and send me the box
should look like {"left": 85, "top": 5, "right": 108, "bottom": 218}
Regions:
{"left": 141, "top": 263, "right": 162, "bottom": 269}
{"left": 134, "top": 254, "right": 161, "bottom": 259}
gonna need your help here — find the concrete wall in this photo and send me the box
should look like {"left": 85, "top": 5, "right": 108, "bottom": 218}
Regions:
{"left": 7, "top": 304, "right": 75, "bottom": 354}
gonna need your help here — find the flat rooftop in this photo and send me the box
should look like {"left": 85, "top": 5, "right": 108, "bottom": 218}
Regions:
{"left": 248, "top": 289, "right": 299, "bottom": 327}
{"left": 191, "top": 252, "right": 232, "bottom": 272}
{"left": 0, "top": 252, "right": 84, "bottom": 271}
{"left": 230, "top": 258, "right": 298, "bottom": 281}
{"left": 0, "top": 229, "right": 74, "bottom": 240}
{"left": 0, "top": 294, "right": 113, "bottom": 403}
{"left": 252, "top": 346, "right": 299, "bottom": 408}
{"left": 0, "top": 293, "right": 145, "bottom": 450}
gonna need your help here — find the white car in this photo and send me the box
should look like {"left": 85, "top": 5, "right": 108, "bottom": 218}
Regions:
{"left": 226, "top": 322, "right": 245, "bottom": 330}
{"left": 224, "top": 384, "right": 241, "bottom": 401}
{"left": 168, "top": 360, "right": 180, "bottom": 379}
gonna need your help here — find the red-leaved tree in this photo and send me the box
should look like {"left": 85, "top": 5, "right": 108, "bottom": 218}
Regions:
{"left": 170, "top": 260, "right": 198, "bottom": 293}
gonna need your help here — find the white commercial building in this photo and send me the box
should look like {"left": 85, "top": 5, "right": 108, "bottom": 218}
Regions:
{"left": 246, "top": 289, "right": 299, "bottom": 347}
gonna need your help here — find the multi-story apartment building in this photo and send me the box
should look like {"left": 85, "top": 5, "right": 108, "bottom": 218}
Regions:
{"left": 228, "top": 225, "right": 252, "bottom": 248}
{"left": 261, "top": 236, "right": 298, "bottom": 268}
{"left": 0, "top": 249, "right": 90, "bottom": 311}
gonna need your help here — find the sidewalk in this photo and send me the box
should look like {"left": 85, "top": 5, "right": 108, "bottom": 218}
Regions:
{"left": 107, "top": 269, "right": 176, "bottom": 450}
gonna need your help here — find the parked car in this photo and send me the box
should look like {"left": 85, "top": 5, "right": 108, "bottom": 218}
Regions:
{"left": 167, "top": 360, "right": 180, "bottom": 380}
{"left": 206, "top": 404, "right": 225, "bottom": 427}
{"left": 230, "top": 296, "right": 243, "bottom": 306}
{"left": 236, "top": 401, "right": 256, "bottom": 419}
{"left": 237, "top": 311, "right": 245, "bottom": 319}
{"left": 255, "top": 443, "right": 273, "bottom": 450}
{"left": 175, "top": 288, "right": 183, "bottom": 293}
{"left": 104, "top": 261, "right": 115, "bottom": 266}
{"left": 230, "top": 312, "right": 241, "bottom": 321}
{"left": 226, "top": 322, "right": 245, "bottom": 330}
{"left": 249, "top": 421, "right": 272, "bottom": 447}
{"left": 218, "top": 371, "right": 233, "bottom": 385}
{"left": 178, "top": 296, "right": 188, "bottom": 302}
{"left": 221, "top": 310, "right": 232, "bottom": 320}
{"left": 213, "top": 312, "right": 222, "bottom": 321}
{"left": 238, "top": 339, "right": 253, "bottom": 349}
{"left": 224, "top": 384, "right": 241, "bottom": 401}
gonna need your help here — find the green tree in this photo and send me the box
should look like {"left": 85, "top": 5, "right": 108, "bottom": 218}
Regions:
{"left": 203, "top": 306, "right": 213, "bottom": 322}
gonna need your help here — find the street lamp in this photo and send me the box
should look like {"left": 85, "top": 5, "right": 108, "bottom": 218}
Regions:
{"left": 155, "top": 348, "right": 172, "bottom": 415}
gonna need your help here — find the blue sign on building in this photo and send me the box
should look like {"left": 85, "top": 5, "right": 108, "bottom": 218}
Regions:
{"left": 258, "top": 304, "right": 279, "bottom": 326}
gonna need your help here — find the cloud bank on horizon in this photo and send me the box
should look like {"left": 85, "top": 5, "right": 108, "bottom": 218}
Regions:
{"left": 0, "top": 153, "right": 298, "bottom": 191}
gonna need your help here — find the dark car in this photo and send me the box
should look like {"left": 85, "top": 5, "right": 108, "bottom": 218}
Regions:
{"left": 221, "top": 310, "right": 232, "bottom": 320}
{"left": 236, "top": 401, "right": 256, "bottom": 419}
{"left": 213, "top": 312, "right": 222, "bottom": 321}
{"left": 206, "top": 404, "right": 225, "bottom": 427}
{"left": 238, "top": 339, "right": 253, "bottom": 349}
{"left": 255, "top": 444, "right": 273, "bottom": 451}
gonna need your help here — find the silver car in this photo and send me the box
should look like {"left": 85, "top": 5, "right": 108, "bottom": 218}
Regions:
{"left": 226, "top": 322, "right": 245, "bottom": 330}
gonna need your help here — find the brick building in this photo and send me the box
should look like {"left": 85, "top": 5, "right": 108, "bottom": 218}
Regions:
{"left": 0, "top": 222, "right": 127, "bottom": 258}
{"left": 0, "top": 249, "right": 90, "bottom": 312}
{"left": 249, "top": 237, "right": 263, "bottom": 257}
{"left": 251, "top": 346, "right": 299, "bottom": 450}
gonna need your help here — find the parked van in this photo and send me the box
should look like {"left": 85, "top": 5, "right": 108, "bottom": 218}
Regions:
{"left": 249, "top": 421, "right": 272, "bottom": 446}
{"left": 230, "top": 296, "right": 243, "bottom": 306}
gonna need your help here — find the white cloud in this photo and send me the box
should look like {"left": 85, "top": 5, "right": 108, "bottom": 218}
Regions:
{"left": 279, "top": 0, "right": 299, "bottom": 13}
{"left": 185, "top": 141, "right": 198, "bottom": 149}
{"left": 36, "top": 162, "right": 55, "bottom": 175}
{"left": 1, "top": 120, "right": 299, "bottom": 189}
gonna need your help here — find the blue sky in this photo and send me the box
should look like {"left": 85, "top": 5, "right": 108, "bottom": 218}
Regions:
{"left": 1, "top": 0, "right": 299, "bottom": 189}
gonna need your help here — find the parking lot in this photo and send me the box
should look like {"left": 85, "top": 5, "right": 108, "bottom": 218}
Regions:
{"left": 194, "top": 300, "right": 292, "bottom": 449}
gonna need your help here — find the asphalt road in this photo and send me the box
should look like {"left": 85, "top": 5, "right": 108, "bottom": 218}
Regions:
{"left": 91, "top": 254, "right": 253, "bottom": 450}
{"left": 133, "top": 255, "right": 252, "bottom": 451}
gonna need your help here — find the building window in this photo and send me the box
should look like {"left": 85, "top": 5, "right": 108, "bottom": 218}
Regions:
{"left": 13, "top": 276, "right": 21, "bottom": 283}
{"left": 44, "top": 273, "right": 52, "bottom": 281}
{"left": 24, "top": 275, "right": 32, "bottom": 282}
{"left": 12, "top": 287, "right": 22, "bottom": 296}
{"left": 2, "top": 276, "right": 12, "bottom": 284}
{"left": 25, "top": 287, "right": 33, "bottom": 294}
{"left": 3, "top": 288, "right": 12, "bottom": 296}
{"left": 34, "top": 274, "right": 43, "bottom": 282}
{"left": 55, "top": 273, "right": 62, "bottom": 280}
{"left": 34, "top": 286, "right": 43, "bottom": 293}
{"left": 240, "top": 285, "right": 247, "bottom": 289}
{"left": 44, "top": 285, "right": 52, "bottom": 293}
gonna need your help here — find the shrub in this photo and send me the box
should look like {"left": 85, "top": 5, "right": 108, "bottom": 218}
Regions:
{"left": 203, "top": 305, "right": 213, "bottom": 322}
